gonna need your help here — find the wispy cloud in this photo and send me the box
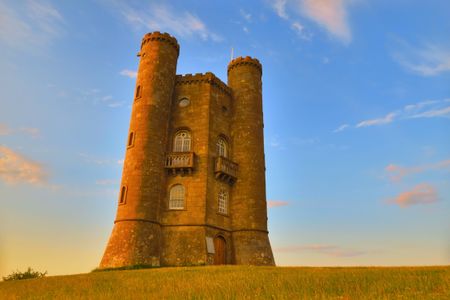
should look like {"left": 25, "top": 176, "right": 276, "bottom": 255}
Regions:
{"left": 111, "top": 2, "right": 222, "bottom": 42}
{"left": 385, "top": 159, "right": 450, "bottom": 182}
{"left": 333, "top": 124, "right": 349, "bottom": 133}
{"left": 79, "top": 88, "right": 125, "bottom": 108}
{"left": 78, "top": 152, "right": 123, "bottom": 166}
{"left": 0, "top": 1, "right": 64, "bottom": 49}
{"left": 267, "top": 200, "right": 290, "bottom": 208}
{"left": 272, "top": 0, "right": 288, "bottom": 19}
{"left": 275, "top": 244, "right": 367, "bottom": 257}
{"left": 95, "top": 179, "right": 120, "bottom": 185}
{"left": 240, "top": 9, "right": 252, "bottom": 22}
{"left": 393, "top": 42, "right": 450, "bottom": 76}
{"left": 120, "top": 69, "right": 137, "bottom": 79}
{"left": 270, "top": 0, "right": 353, "bottom": 43}
{"left": 0, "top": 145, "right": 47, "bottom": 185}
{"left": 336, "top": 98, "right": 450, "bottom": 131}
{"left": 356, "top": 112, "right": 396, "bottom": 128}
{"left": 0, "top": 123, "right": 41, "bottom": 138}
{"left": 387, "top": 183, "right": 438, "bottom": 207}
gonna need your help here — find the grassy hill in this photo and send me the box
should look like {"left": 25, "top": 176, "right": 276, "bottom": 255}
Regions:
{"left": 0, "top": 266, "right": 449, "bottom": 299}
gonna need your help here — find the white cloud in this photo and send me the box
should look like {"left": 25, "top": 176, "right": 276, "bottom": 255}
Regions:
{"left": 115, "top": 2, "right": 222, "bottom": 42}
{"left": 240, "top": 9, "right": 252, "bottom": 22}
{"left": 356, "top": 112, "right": 396, "bottom": 128}
{"left": 336, "top": 98, "right": 450, "bottom": 132}
{"left": 0, "top": 146, "right": 47, "bottom": 185}
{"left": 394, "top": 42, "right": 450, "bottom": 76}
{"left": 271, "top": 0, "right": 288, "bottom": 19}
{"left": 388, "top": 183, "right": 438, "bottom": 207}
{"left": 0, "top": 1, "right": 64, "bottom": 49}
{"left": 333, "top": 124, "right": 349, "bottom": 133}
{"left": 120, "top": 69, "right": 137, "bottom": 79}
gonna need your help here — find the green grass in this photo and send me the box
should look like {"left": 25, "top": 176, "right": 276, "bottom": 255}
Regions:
{"left": 1, "top": 266, "right": 448, "bottom": 299}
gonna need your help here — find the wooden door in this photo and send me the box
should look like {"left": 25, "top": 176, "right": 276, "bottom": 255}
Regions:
{"left": 214, "top": 236, "right": 226, "bottom": 265}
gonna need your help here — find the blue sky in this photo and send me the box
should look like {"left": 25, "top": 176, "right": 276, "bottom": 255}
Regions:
{"left": 0, "top": 0, "right": 449, "bottom": 276}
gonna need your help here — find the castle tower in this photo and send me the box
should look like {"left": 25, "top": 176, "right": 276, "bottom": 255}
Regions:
{"left": 228, "top": 57, "right": 275, "bottom": 265}
{"left": 100, "top": 32, "right": 179, "bottom": 268}
{"left": 100, "top": 32, "right": 274, "bottom": 269}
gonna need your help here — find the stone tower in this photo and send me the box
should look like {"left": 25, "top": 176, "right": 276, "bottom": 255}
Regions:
{"left": 100, "top": 32, "right": 275, "bottom": 268}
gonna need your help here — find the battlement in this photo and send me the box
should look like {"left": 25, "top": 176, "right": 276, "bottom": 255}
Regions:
{"left": 141, "top": 31, "right": 180, "bottom": 55}
{"left": 227, "top": 56, "right": 262, "bottom": 75}
{"left": 176, "top": 72, "right": 232, "bottom": 95}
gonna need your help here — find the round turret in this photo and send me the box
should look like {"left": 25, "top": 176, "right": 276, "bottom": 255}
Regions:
{"left": 228, "top": 56, "right": 275, "bottom": 265}
{"left": 100, "top": 32, "right": 179, "bottom": 269}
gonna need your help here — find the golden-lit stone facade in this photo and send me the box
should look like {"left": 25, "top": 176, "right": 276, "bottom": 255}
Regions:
{"left": 100, "top": 32, "right": 274, "bottom": 268}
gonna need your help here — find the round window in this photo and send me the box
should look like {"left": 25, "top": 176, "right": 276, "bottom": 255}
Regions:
{"left": 179, "top": 98, "right": 190, "bottom": 107}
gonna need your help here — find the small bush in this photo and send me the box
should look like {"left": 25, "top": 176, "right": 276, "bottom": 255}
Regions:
{"left": 2, "top": 267, "right": 47, "bottom": 281}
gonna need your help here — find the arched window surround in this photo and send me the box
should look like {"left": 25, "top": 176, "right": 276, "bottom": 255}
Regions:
{"left": 173, "top": 129, "right": 192, "bottom": 152}
{"left": 216, "top": 135, "right": 229, "bottom": 158}
{"left": 168, "top": 184, "right": 185, "bottom": 210}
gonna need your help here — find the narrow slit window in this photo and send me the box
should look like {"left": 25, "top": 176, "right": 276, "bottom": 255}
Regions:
{"left": 128, "top": 132, "right": 134, "bottom": 147}
{"left": 135, "top": 85, "right": 142, "bottom": 99}
{"left": 119, "top": 186, "right": 127, "bottom": 205}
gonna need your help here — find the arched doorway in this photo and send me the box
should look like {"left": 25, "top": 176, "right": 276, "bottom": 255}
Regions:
{"left": 214, "top": 236, "right": 226, "bottom": 265}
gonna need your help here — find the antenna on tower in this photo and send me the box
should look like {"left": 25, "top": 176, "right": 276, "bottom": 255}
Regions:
{"left": 230, "top": 47, "right": 234, "bottom": 61}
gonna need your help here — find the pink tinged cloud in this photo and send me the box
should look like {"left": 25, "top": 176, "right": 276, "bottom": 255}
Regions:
{"left": 301, "top": 0, "right": 352, "bottom": 44}
{"left": 388, "top": 183, "right": 438, "bottom": 208}
{"left": 356, "top": 112, "right": 396, "bottom": 128}
{"left": 0, "top": 146, "right": 47, "bottom": 185}
{"left": 267, "top": 200, "right": 290, "bottom": 208}
{"left": 275, "top": 244, "right": 367, "bottom": 257}
{"left": 385, "top": 159, "right": 450, "bottom": 182}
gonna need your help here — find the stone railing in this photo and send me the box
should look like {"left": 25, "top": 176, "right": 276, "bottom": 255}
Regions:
{"left": 214, "top": 156, "right": 238, "bottom": 184}
{"left": 165, "top": 152, "right": 194, "bottom": 174}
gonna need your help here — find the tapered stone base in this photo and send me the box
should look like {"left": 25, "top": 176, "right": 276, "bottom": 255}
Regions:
{"left": 99, "top": 220, "right": 161, "bottom": 268}
{"left": 232, "top": 230, "right": 275, "bottom": 265}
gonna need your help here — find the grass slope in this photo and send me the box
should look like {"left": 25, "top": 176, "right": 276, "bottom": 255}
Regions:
{"left": 1, "top": 266, "right": 449, "bottom": 299}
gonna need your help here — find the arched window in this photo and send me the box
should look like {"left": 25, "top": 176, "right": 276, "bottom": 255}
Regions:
{"left": 216, "top": 137, "right": 228, "bottom": 158}
{"left": 218, "top": 189, "right": 228, "bottom": 214}
{"left": 173, "top": 130, "right": 191, "bottom": 152}
{"left": 169, "top": 184, "right": 185, "bottom": 209}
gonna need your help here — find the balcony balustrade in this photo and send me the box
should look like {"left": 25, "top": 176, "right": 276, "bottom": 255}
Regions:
{"left": 214, "top": 156, "right": 238, "bottom": 184}
{"left": 165, "top": 152, "right": 194, "bottom": 175}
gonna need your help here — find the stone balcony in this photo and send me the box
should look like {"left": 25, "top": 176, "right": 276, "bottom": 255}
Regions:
{"left": 165, "top": 152, "right": 194, "bottom": 175}
{"left": 214, "top": 156, "right": 238, "bottom": 184}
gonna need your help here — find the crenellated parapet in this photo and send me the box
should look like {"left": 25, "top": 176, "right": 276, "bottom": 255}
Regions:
{"left": 176, "top": 72, "right": 232, "bottom": 95}
{"left": 140, "top": 31, "right": 180, "bottom": 56}
{"left": 227, "top": 56, "right": 262, "bottom": 75}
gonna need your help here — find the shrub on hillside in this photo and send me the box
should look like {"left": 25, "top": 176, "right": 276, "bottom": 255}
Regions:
{"left": 2, "top": 267, "right": 47, "bottom": 281}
